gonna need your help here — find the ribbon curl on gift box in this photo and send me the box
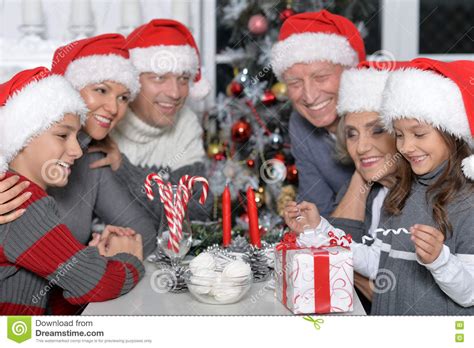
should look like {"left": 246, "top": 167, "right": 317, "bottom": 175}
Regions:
{"left": 275, "top": 231, "right": 353, "bottom": 314}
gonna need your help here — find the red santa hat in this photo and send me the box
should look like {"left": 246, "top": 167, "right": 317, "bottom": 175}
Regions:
{"left": 124, "top": 18, "right": 211, "bottom": 100}
{"left": 380, "top": 58, "right": 474, "bottom": 179}
{"left": 271, "top": 10, "right": 366, "bottom": 80}
{"left": 0, "top": 67, "right": 87, "bottom": 173}
{"left": 337, "top": 61, "right": 408, "bottom": 116}
{"left": 51, "top": 33, "right": 141, "bottom": 99}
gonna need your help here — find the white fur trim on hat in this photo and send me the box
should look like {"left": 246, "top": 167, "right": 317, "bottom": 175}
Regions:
{"left": 64, "top": 54, "right": 141, "bottom": 99}
{"left": 337, "top": 68, "right": 390, "bottom": 116}
{"left": 129, "top": 45, "right": 199, "bottom": 77}
{"left": 380, "top": 68, "right": 470, "bottom": 142}
{"left": 0, "top": 75, "right": 88, "bottom": 173}
{"left": 462, "top": 155, "right": 474, "bottom": 180}
{"left": 270, "top": 32, "right": 359, "bottom": 80}
{"left": 189, "top": 77, "right": 211, "bottom": 100}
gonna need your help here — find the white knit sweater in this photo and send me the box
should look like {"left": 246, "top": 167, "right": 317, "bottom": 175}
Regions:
{"left": 111, "top": 105, "right": 206, "bottom": 171}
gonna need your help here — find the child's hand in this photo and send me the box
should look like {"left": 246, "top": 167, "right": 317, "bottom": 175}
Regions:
{"left": 410, "top": 224, "right": 445, "bottom": 264}
{"left": 99, "top": 234, "right": 143, "bottom": 261}
{"left": 88, "top": 225, "right": 136, "bottom": 248}
{"left": 283, "top": 201, "right": 321, "bottom": 234}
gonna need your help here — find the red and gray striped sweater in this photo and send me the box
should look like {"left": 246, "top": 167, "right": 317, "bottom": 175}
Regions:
{"left": 0, "top": 171, "right": 145, "bottom": 315}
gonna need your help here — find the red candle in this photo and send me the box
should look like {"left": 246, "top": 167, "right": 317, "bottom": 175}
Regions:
{"left": 246, "top": 187, "right": 261, "bottom": 248}
{"left": 222, "top": 185, "right": 232, "bottom": 247}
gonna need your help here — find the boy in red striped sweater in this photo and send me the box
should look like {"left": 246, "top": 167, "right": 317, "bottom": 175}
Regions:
{"left": 0, "top": 67, "right": 144, "bottom": 315}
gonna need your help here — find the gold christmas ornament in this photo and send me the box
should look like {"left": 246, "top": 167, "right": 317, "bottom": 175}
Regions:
{"left": 207, "top": 142, "right": 224, "bottom": 158}
{"left": 277, "top": 185, "right": 297, "bottom": 217}
{"left": 254, "top": 186, "right": 266, "bottom": 208}
{"left": 271, "top": 82, "right": 288, "bottom": 101}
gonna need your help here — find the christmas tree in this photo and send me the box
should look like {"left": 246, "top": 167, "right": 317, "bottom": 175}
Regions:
{"left": 197, "top": 0, "right": 381, "bottom": 248}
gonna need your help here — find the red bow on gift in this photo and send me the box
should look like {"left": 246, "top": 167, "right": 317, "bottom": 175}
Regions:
{"left": 277, "top": 231, "right": 352, "bottom": 250}
{"left": 327, "top": 231, "right": 352, "bottom": 249}
{"left": 276, "top": 232, "right": 298, "bottom": 251}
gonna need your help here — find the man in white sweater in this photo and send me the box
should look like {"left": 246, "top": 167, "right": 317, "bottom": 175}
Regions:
{"left": 99, "top": 19, "right": 213, "bottom": 221}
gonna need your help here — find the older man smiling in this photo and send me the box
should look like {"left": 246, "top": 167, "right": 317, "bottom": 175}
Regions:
{"left": 271, "top": 10, "right": 366, "bottom": 216}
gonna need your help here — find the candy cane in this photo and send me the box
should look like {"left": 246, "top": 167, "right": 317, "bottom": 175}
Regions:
{"left": 178, "top": 175, "right": 191, "bottom": 207}
{"left": 144, "top": 173, "right": 160, "bottom": 201}
{"left": 143, "top": 174, "right": 210, "bottom": 254}
{"left": 144, "top": 173, "right": 179, "bottom": 253}
{"left": 164, "top": 182, "right": 181, "bottom": 252}
{"left": 174, "top": 176, "right": 191, "bottom": 241}
{"left": 187, "top": 176, "right": 209, "bottom": 205}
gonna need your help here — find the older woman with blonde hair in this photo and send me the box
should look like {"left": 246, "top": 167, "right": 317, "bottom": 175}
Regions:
{"left": 284, "top": 61, "right": 403, "bottom": 312}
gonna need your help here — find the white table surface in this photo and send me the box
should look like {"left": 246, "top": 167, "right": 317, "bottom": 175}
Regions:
{"left": 83, "top": 262, "right": 366, "bottom": 316}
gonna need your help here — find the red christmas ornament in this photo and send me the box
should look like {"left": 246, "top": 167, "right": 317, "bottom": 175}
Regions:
{"left": 231, "top": 119, "right": 252, "bottom": 143}
{"left": 239, "top": 212, "right": 249, "bottom": 224}
{"left": 286, "top": 163, "right": 298, "bottom": 183}
{"left": 214, "top": 153, "right": 226, "bottom": 161}
{"left": 280, "top": 7, "right": 295, "bottom": 22}
{"left": 228, "top": 81, "right": 243, "bottom": 97}
{"left": 261, "top": 90, "right": 277, "bottom": 106}
{"left": 274, "top": 152, "right": 286, "bottom": 163}
{"left": 246, "top": 159, "right": 255, "bottom": 168}
{"left": 248, "top": 14, "right": 268, "bottom": 35}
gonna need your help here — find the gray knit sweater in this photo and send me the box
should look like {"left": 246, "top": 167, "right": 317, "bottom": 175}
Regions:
{"left": 0, "top": 172, "right": 144, "bottom": 315}
{"left": 372, "top": 163, "right": 474, "bottom": 315}
{"left": 48, "top": 132, "right": 158, "bottom": 256}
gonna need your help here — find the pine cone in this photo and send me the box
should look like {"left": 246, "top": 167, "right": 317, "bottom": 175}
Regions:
{"left": 227, "top": 235, "right": 251, "bottom": 253}
{"left": 246, "top": 245, "right": 272, "bottom": 282}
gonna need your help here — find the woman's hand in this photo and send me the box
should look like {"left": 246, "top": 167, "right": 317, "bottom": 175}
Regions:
{"left": 0, "top": 174, "right": 31, "bottom": 224}
{"left": 283, "top": 201, "right": 321, "bottom": 234}
{"left": 410, "top": 224, "right": 445, "bottom": 264}
{"left": 88, "top": 136, "right": 123, "bottom": 171}
{"left": 331, "top": 170, "right": 369, "bottom": 220}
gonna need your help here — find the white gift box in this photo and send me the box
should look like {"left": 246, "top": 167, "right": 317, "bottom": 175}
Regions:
{"left": 275, "top": 246, "right": 354, "bottom": 314}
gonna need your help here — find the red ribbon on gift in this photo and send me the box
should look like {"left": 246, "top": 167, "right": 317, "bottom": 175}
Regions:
{"left": 328, "top": 231, "right": 352, "bottom": 248}
{"left": 276, "top": 231, "right": 352, "bottom": 313}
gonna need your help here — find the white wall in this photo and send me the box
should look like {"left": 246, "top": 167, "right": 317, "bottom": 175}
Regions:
{"left": 0, "top": 0, "right": 174, "bottom": 41}
{"left": 0, "top": 0, "right": 217, "bottom": 109}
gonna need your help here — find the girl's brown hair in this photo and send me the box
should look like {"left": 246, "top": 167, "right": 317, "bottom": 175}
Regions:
{"left": 384, "top": 131, "right": 474, "bottom": 238}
